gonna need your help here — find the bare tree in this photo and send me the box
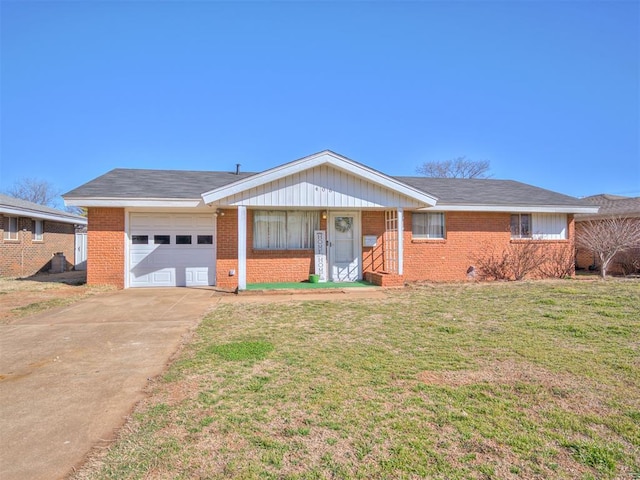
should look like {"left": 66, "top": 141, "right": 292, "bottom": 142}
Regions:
{"left": 576, "top": 217, "right": 640, "bottom": 279}
{"left": 6, "top": 178, "right": 61, "bottom": 207}
{"left": 416, "top": 156, "right": 491, "bottom": 178}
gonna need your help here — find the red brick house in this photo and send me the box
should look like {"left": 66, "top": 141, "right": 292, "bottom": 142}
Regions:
{"left": 1, "top": 194, "right": 87, "bottom": 277}
{"left": 575, "top": 194, "right": 640, "bottom": 275}
{"left": 63, "top": 151, "right": 597, "bottom": 289}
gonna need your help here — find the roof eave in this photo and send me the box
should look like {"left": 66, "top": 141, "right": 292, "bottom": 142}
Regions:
{"left": 63, "top": 197, "right": 204, "bottom": 208}
{"left": 0, "top": 206, "right": 87, "bottom": 225}
{"left": 420, "top": 204, "right": 601, "bottom": 214}
{"left": 575, "top": 212, "right": 640, "bottom": 221}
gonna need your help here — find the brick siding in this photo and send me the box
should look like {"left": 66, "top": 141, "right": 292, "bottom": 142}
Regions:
{"left": 83, "top": 208, "right": 577, "bottom": 289}
{"left": 362, "top": 210, "right": 385, "bottom": 274}
{"left": 403, "top": 212, "right": 574, "bottom": 281}
{"left": 87, "top": 208, "right": 125, "bottom": 288}
{"left": 1, "top": 215, "right": 76, "bottom": 277}
{"left": 215, "top": 209, "right": 328, "bottom": 289}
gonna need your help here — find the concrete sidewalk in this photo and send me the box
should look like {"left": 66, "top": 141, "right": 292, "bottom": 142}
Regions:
{"left": 0, "top": 288, "right": 216, "bottom": 480}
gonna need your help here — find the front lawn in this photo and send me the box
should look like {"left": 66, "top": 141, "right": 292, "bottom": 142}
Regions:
{"left": 74, "top": 280, "right": 639, "bottom": 479}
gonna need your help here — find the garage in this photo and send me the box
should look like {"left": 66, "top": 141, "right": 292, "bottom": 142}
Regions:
{"left": 129, "top": 213, "right": 216, "bottom": 287}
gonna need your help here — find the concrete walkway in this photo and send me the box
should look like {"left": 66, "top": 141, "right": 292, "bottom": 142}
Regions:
{"left": 0, "top": 288, "right": 216, "bottom": 480}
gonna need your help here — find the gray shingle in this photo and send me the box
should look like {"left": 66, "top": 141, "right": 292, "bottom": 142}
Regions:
{"left": 394, "top": 177, "right": 587, "bottom": 207}
{"left": 64, "top": 167, "right": 589, "bottom": 208}
{"left": 0, "top": 193, "right": 86, "bottom": 222}
{"left": 576, "top": 194, "right": 640, "bottom": 218}
{"left": 63, "top": 168, "right": 256, "bottom": 199}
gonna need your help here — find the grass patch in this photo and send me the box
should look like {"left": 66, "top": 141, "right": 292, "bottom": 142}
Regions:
{"left": 563, "top": 440, "right": 623, "bottom": 474}
{"left": 72, "top": 280, "right": 640, "bottom": 480}
{"left": 204, "top": 340, "right": 274, "bottom": 362}
{"left": 11, "top": 297, "right": 79, "bottom": 315}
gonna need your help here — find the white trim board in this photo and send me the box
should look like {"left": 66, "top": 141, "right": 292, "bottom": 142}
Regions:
{"left": 0, "top": 206, "right": 87, "bottom": 225}
{"left": 420, "top": 205, "right": 600, "bottom": 214}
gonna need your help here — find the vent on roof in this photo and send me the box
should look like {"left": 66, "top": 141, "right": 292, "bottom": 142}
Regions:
{"left": 235, "top": 164, "right": 241, "bottom": 175}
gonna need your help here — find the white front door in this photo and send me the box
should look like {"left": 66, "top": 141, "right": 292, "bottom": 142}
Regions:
{"left": 329, "top": 212, "right": 360, "bottom": 282}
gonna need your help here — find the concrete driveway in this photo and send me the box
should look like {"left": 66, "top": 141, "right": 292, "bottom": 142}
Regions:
{"left": 0, "top": 288, "right": 216, "bottom": 480}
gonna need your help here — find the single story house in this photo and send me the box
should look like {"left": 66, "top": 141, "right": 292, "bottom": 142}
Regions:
{"left": 575, "top": 194, "right": 640, "bottom": 275}
{"left": 1, "top": 193, "right": 88, "bottom": 277}
{"left": 63, "top": 150, "right": 598, "bottom": 289}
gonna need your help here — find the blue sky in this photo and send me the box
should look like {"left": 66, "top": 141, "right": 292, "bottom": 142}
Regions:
{"left": 1, "top": 0, "right": 638, "bottom": 205}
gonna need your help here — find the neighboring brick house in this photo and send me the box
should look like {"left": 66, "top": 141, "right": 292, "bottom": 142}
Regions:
{"left": 63, "top": 151, "right": 597, "bottom": 289}
{"left": 0, "top": 194, "right": 88, "bottom": 277}
{"left": 575, "top": 194, "right": 640, "bottom": 275}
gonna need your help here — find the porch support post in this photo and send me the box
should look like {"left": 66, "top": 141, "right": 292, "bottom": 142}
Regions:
{"left": 237, "top": 205, "right": 247, "bottom": 290}
{"left": 397, "top": 207, "right": 404, "bottom": 275}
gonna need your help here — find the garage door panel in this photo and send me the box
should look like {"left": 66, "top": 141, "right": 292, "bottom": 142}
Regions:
{"left": 196, "top": 216, "right": 215, "bottom": 227}
{"left": 152, "top": 270, "right": 174, "bottom": 285}
{"left": 191, "top": 268, "right": 213, "bottom": 284}
{"left": 129, "top": 213, "right": 216, "bottom": 288}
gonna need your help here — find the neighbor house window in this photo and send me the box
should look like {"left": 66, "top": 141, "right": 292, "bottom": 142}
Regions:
{"left": 511, "top": 214, "right": 532, "bottom": 239}
{"left": 253, "top": 210, "right": 320, "bottom": 249}
{"left": 34, "top": 220, "right": 44, "bottom": 241}
{"left": 412, "top": 212, "right": 445, "bottom": 239}
{"left": 3, "top": 216, "right": 19, "bottom": 240}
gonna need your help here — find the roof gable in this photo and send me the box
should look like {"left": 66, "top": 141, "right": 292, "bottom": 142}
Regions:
{"left": 62, "top": 151, "right": 599, "bottom": 214}
{"left": 201, "top": 150, "right": 438, "bottom": 207}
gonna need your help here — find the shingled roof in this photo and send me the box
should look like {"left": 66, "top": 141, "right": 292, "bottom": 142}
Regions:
{"left": 64, "top": 165, "right": 594, "bottom": 211}
{"left": 394, "top": 177, "right": 586, "bottom": 207}
{"left": 0, "top": 193, "right": 87, "bottom": 224}
{"left": 575, "top": 194, "right": 640, "bottom": 220}
{"left": 63, "top": 168, "right": 257, "bottom": 199}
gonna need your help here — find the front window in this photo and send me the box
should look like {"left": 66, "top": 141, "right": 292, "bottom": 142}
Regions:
{"left": 253, "top": 210, "right": 320, "bottom": 249}
{"left": 34, "top": 220, "right": 44, "bottom": 241}
{"left": 3, "top": 216, "right": 19, "bottom": 240}
{"left": 412, "top": 212, "right": 445, "bottom": 239}
{"left": 511, "top": 214, "right": 532, "bottom": 239}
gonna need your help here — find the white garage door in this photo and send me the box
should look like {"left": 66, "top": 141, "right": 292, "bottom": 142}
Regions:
{"left": 129, "top": 213, "right": 216, "bottom": 287}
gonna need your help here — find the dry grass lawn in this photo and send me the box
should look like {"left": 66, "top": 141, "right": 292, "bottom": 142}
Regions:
{"left": 0, "top": 272, "right": 111, "bottom": 323}
{"left": 73, "top": 280, "right": 639, "bottom": 479}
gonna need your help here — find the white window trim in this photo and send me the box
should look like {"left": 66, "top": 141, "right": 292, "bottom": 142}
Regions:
{"left": 412, "top": 212, "right": 446, "bottom": 240}
{"left": 4, "top": 216, "right": 19, "bottom": 241}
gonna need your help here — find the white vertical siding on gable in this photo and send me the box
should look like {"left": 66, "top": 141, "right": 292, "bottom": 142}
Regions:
{"left": 215, "top": 165, "right": 425, "bottom": 208}
{"left": 532, "top": 213, "right": 567, "bottom": 240}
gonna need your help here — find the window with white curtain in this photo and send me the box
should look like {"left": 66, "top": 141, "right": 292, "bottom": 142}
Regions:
{"left": 254, "top": 211, "right": 320, "bottom": 249}
{"left": 412, "top": 212, "right": 445, "bottom": 239}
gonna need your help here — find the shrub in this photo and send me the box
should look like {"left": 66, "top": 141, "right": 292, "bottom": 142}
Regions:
{"left": 473, "top": 243, "right": 573, "bottom": 281}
